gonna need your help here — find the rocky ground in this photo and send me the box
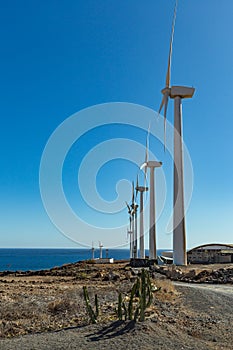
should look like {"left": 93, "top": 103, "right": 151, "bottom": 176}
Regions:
{"left": 152, "top": 263, "right": 233, "bottom": 283}
{"left": 0, "top": 261, "right": 232, "bottom": 349}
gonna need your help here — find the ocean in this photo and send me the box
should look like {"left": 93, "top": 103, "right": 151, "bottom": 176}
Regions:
{"left": 0, "top": 248, "right": 166, "bottom": 272}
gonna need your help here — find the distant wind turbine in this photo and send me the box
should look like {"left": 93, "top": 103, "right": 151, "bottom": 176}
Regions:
{"left": 158, "top": 0, "right": 195, "bottom": 265}
{"left": 131, "top": 181, "right": 138, "bottom": 259}
{"left": 141, "top": 126, "right": 162, "bottom": 260}
{"left": 91, "top": 241, "right": 95, "bottom": 260}
{"left": 99, "top": 241, "right": 103, "bottom": 259}
{"left": 126, "top": 201, "right": 133, "bottom": 258}
{"left": 135, "top": 174, "right": 148, "bottom": 259}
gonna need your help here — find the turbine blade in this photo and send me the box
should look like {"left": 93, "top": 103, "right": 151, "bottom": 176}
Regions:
{"left": 142, "top": 122, "right": 150, "bottom": 188}
{"left": 144, "top": 168, "right": 147, "bottom": 189}
{"left": 125, "top": 201, "right": 131, "bottom": 212}
{"left": 158, "top": 95, "right": 165, "bottom": 115}
{"left": 163, "top": 92, "right": 169, "bottom": 151}
{"left": 164, "top": 117, "right": 166, "bottom": 152}
{"left": 165, "top": 0, "right": 178, "bottom": 88}
{"left": 145, "top": 122, "right": 150, "bottom": 163}
{"left": 136, "top": 174, "right": 139, "bottom": 198}
{"left": 140, "top": 163, "right": 147, "bottom": 170}
{"left": 132, "top": 181, "right": 135, "bottom": 204}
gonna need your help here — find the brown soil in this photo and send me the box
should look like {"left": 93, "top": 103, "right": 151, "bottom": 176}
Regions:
{"left": 0, "top": 262, "right": 232, "bottom": 349}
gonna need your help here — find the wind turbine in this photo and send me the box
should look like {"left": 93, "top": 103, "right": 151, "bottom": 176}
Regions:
{"left": 126, "top": 201, "right": 133, "bottom": 258}
{"left": 99, "top": 241, "right": 103, "bottom": 259}
{"left": 135, "top": 175, "right": 148, "bottom": 259}
{"left": 158, "top": 0, "right": 195, "bottom": 265}
{"left": 91, "top": 241, "right": 95, "bottom": 260}
{"left": 141, "top": 126, "right": 162, "bottom": 260}
{"left": 131, "top": 181, "right": 138, "bottom": 259}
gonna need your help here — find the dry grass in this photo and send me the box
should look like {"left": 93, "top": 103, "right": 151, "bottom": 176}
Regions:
{"left": 47, "top": 298, "right": 73, "bottom": 314}
{"left": 0, "top": 265, "right": 180, "bottom": 338}
{"left": 154, "top": 279, "right": 178, "bottom": 302}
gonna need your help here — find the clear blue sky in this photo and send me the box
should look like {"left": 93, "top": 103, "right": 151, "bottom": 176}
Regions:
{"left": 0, "top": 0, "right": 232, "bottom": 249}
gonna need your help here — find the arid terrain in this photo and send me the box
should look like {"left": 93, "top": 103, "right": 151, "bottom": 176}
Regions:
{"left": 0, "top": 261, "right": 232, "bottom": 349}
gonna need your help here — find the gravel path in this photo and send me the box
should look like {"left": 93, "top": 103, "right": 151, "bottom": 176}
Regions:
{"left": 0, "top": 283, "right": 232, "bottom": 350}
{"left": 174, "top": 282, "right": 233, "bottom": 296}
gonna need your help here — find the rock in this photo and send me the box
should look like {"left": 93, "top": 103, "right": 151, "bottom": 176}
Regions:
{"left": 151, "top": 272, "right": 166, "bottom": 280}
{"left": 183, "top": 269, "right": 196, "bottom": 279}
{"left": 169, "top": 268, "right": 183, "bottom": 280}
{"left": 103, "top": 272, "right": 120, "bottom": 281}
{"left": 124, "top": 271, "right": 132, "bottom": 280}
{"left": 94, "top": 271, "right": 104, "bottom": 279}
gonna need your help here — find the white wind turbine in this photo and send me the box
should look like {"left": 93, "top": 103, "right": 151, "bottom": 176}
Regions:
{"left": 131, "top": 181, "right": 138, "bottom": 259}
{"left": 158, "top": 0, "right": 195, "bottom": 265}
{"left": 135, "top": 175, "right": 148, "bottom": 259}
{"left": 125, "top": 201, "right": 133, "bottom": 258}
{"left": 91, "top": 241, "right": 95, "bottom": 260}
{"left": 99, "top": 241, "right": 103, "bottom": 259}
{"left": 141, "top": 125, "right": 162, "bottom": 260}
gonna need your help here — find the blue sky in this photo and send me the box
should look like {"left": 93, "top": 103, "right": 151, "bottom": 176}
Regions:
{"left": 0, "top": 0, "right": 232, "bottom": 249}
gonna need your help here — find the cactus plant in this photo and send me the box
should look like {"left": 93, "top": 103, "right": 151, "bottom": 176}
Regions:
{"left": 140, "top": 269, "right": 147, "bottom": 321}
{"left": 83, "top": 286, "right": 98, "bottom": 324}
{"left": 122, "top": 301, "right": 128, "bottom": 320}
{"left": 117, "top": 269, "right": 155, "bottom": 322}
{"left": 95, "top": 293, "right": 99, "bottom": 317}
{"left": 117, "top": 293, "right": 123, "bottom": 320}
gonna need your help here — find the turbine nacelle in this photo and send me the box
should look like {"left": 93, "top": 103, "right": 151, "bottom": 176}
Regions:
{"left": 170, "top": 86, "right": 195, "bottom": 99}
{"left": 141, "top": 161, "right": 161, "bottom": 169}
{"left": 161, "top": 86, "right": 171, "bottom": 95}
{"left": 136, "top": 186, "right": 148, "bottom": 192}
{"left": 145, "top": 161, "right": 162, "bottom": 168}
{"left": 161, "top": 86, "right": 195, "bottom": 99}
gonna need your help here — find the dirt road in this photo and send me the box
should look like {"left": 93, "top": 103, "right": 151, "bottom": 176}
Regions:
{"left": 174, "top": 281, "right": 233, "bottom": 296}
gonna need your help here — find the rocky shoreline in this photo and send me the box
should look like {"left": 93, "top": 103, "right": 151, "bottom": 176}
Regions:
{"left": 1, "top": 260, "right": 233, "bottom": 284}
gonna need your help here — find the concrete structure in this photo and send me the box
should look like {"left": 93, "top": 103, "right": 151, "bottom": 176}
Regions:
{"left": 187, "top": 244, "right": 233, "bottom": 264}
{"left": 92, "top": 258, "right": 114, "bottom": 264}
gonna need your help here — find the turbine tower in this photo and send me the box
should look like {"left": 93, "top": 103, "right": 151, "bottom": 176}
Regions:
{"left": 141, "top": 127, "right": 162, "bottom": 260}
{"left": 158, "top": 0, "right": 195, "bottom": 265}
{"left": 146, "top": 161, "right": 162, "bottom": 260}
{"left": 135, "top": 175, "right": 148, "bottom": 259}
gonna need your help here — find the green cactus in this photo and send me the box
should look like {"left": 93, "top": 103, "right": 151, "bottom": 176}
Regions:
{"left": 117, "top": 269, "right": 154, "bottom": 322}
{"left": 117, "top": 293, "right": 123, "bottom": 320}
{"left": 134, "top": 304, "right": 140, "bottom": 321}
{"left": 95, "top": 294, "right": 99, "bottom": 317}
{"left": 83, "top": 286, "right": 98, "bottom": 324}
{"left": 140, "top": 269, "right": 147, "bottom": 321}
{"left": 146, "top": 273, "right": 153, "bottom": 308}
{"left": 122, "top": 301, "right": 128, "bottom": 320}
{"left": 128, "top": 277, "right": 140, "bottom": 320}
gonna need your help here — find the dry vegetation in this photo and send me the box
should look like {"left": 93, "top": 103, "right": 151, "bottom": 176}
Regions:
{"left": 0, "top": 262, "right": 232, "bottom": 350}
{"left": 0, "top": 264, "right": 178, "bottom": 338}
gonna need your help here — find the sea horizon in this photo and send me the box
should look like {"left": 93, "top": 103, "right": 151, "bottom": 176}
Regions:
{"left": 0, "top": 248, "right": 170, "bottom": 272}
